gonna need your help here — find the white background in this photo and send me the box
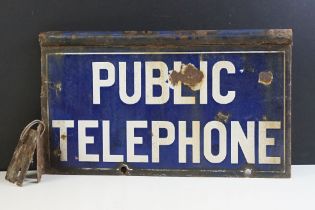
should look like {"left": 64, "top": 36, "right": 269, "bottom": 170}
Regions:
{"left": 0, "top": 165, "right": 314, "bottom": 210}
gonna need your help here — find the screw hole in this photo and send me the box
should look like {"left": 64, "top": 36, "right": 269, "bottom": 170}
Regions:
{"left": 244, "top": 168, "right": 252, "bottom": 177}
{"left": 120, "top": 166, "right": 128, "bottom": 174}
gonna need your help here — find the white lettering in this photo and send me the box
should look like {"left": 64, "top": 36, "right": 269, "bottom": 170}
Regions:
{"left": 178, "top": 121, "right": 200, "bottom": 163}
{"left": 102, "top": 121, "right": 124, "bottom": 162}
{"left": 92, "top": 62, "right": 115, "bottom": 104}
{"left": 152, "top": 121, "right": 175, "bottom": 163}
{"left": 52, "top": 120, "right": 74, "bottom": 161}
{"left": 212, "top": 61, "right": 236, "bottom": 104}
{"left": 127, "top": 121, "right": 148, "bottom": 162}
{"left": 231, "top": 121, "right": 255, "bottom": 164}
{"left": 78, "top": 120, "right": 99, "bottom": 162}
{"left": 119, "top": 62, "right": 142, "bottom": 104}
{"left": 173, "top": 62, "right": 195, "bottom": 104}
{"left": 145, "top": 61, "right": 169, "bottom": 104}
{"left": 204, "top": 121, "right": 227, "bottom": 163}
{"left": 259, "top": 121, "right": 281, "bottom": 164}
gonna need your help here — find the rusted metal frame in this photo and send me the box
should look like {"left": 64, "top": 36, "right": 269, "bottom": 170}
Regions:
{"left": 284, "top": 44, "right": 292, "bottom": 178}
{"left": 39, "top": 30, "right": 292, "bottom": 178}
{"left": 39, "top": 30, "right": 292, "bottom": 47}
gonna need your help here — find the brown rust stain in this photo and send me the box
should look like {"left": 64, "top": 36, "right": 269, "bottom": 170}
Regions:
{"left": 61, "top": 134, "right": 67, "bottom": 141}
{"left": 71, "top": 34, "right": 77, "bottom": 40}
{"left": 169, "top": 63, "right": 204, "bottom": 90}
{"left": 123, "top": 31, "right": 154, "bottom": 36}
{"left": 215, "top": 112, "right": 230, "bottom": 124}
{"left": 195, "top": 30, "right": 209, "bottom": 36}
{"left": 258, "top": 71, "right": 273, "bottom": 86}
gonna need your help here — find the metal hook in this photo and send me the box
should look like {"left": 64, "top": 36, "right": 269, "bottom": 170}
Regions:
{"left": 20, "top": 120, "right": 45, "bottom": 141}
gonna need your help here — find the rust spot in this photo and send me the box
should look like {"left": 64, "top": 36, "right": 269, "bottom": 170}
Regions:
{"left": 258, "top": 71, "right": 273, "bottom": 86}
{"left": 169, "top": 63, "right": 204, "bottom": 91}
{"left": 54, "top": 82, "right": 62, "bottom": 93}
{"left": 123, "top": 31, "right": 153, "bottom": 36}
{"left": 215, "top": 112, "right": 230, "bottom": 124}
{"left": 61, "top": 134, "right": 67, "bottom": 140}
{"left": 195, "top": 30, "right": 209, "bottom": 36}
{"left": 53, "top": 149, "right": 61, "bottom": 157}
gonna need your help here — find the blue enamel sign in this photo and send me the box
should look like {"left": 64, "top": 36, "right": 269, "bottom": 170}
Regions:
{"left": 40, "top": 30, "right": 292, "bottom": 177}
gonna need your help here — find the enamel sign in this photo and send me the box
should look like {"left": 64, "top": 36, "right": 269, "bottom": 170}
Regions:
{"left": 39, "top": 30, "right": 292, "bottom": 177}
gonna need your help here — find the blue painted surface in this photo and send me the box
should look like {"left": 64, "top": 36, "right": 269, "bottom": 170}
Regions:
{"left": 47, "top": 52, "right": 284, "bottom": 171}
